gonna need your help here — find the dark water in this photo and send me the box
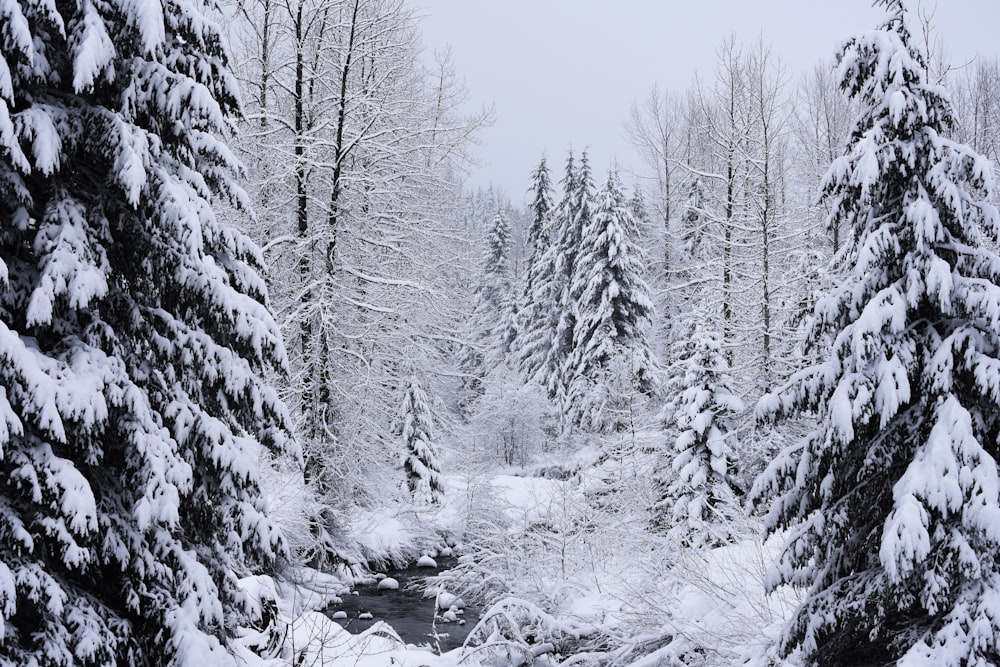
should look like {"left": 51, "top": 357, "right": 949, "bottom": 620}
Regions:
{"left": 325, "top": 558, "right": 479, "bottom": 652}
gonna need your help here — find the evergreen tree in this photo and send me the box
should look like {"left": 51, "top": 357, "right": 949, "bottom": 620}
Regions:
{"left": 629, "top": 185, "right": 651, "bottom": 226}
{"left": 565, "top": 171, "right": 656, "bottom": 431}
{"left": 754, "top": 2, "right": 1000, "bottom": 664}
{"left": 401, "top": 376, "right": 444, "bottom": 505}
{"left": 651, "top": 326, "right": 743, "bottom": 546}
{"left": 527, "top": 149, "right": 580, "bottom": 402}
{"left": 461, "top": 207, "right": 514, "bottom": 405}
{"left": 517, "top": 156, "right": 558, "bottom": 383}
{"left": 480, "top": 207, "right": 513, "bottom": 317}
{"left": 546, "top": 150, "right": 595, "bottom": 405}
{"left": 526, "top": 157, "right": 556, "bottom": 253}
{"left": 0, "top": 0, "right": 297, "bottom": 664}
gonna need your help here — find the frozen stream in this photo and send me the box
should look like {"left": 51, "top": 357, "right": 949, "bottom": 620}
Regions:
{"left": 325, "top": 557, "right": 479, "bottom": 652}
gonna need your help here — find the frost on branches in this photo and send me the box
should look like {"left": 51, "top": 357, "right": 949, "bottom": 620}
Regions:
{"left": 0, "top": 0, "right": 297, "bottom": 665}
{"left": 754, "top": 1, "right": 1000, "bottom": 664}
{"left": 401, "top": 376, "right": 444, "bottom": 505}
{"left": 652, "top": 327, "right": 743, "bottom": 547}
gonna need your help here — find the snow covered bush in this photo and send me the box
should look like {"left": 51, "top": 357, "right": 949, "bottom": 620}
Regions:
{"left": 0, "top": 0, "right": 299, "bottom": 664}
{"left": 467, "top": 365, "right": 555, "bottom": 467}
{"left": 257, "top": 452, "right": 348, "bottom": 567}
{"left": 431, "top": 475, "right": 600, "bottom": 611}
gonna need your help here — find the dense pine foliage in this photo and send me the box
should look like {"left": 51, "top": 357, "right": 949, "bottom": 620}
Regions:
{"left": 0, "top": 0, "right": 297, "bottom": 663}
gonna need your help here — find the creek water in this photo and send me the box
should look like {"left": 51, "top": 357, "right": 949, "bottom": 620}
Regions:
{"left": 325, "top": 558, "right": 479, "bottom": 652}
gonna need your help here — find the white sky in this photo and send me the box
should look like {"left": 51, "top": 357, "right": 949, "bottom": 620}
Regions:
{"left": 417, "top": 1, "right": 1000, "bottom": 204}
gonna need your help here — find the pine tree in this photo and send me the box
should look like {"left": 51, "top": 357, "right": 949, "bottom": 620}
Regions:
{"left": 480, "top": 207, "right": 513, "bottom": 318}
{"left": 401, "top": 376, "right": 444, "bottom": 505}
{"left": 461, "top": 206, "right": 514, "bottom": 405}
{"left": 628, "top": 185, "right": 650, "bottom": 229}
{"left": 516, "top": 157, "right": 557, "bottom": 383}
{"left": 546, "top": 150, "right": 595, "bottom": 406}
{"left": 651, "top": 326, "right": 743, "bottom": 546}
{"left": 526, "top": 157, "right": 556, "bottom": 256}
{"left": 0, "top": 0, "right": 297, "bottom": 664}
{"left": 754, "top": 2, "right": 1000, "bottom": 664}
{"left": 565, "top": 171, "right": 656, "bottom": 431}
{"left": 524, "top": 150, "right": 579, "bottom": 402}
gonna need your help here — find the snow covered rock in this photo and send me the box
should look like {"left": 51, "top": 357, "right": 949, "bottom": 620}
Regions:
{"left": 417, "top": 555, "right": 438, "bottom": 568}
{"left": 436, "top": 591, "right": 464, "bottom": 609}
{"left": 377, "top": 577, "right": 400, "bottom": 591}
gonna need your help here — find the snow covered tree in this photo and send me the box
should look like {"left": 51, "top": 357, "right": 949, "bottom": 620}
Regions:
{"left": 516, "top": 157, "right": 557, "bottom": 382}
{"left": 461, "top": 206, "right": 515, "bottom": 406}
{"left": 652, "top": 327, "right": 744, "bottom": 546}
{"left": 517, "top": 150, "right": 579, "bottom": 404}
{"left": 742, "top": 38, "right": 791, "bottom": 394}
{"left": 480, "top": 207, "right": 514, "bottom": 319}
{"left": 565, "top": 171, "right": 657, "bottom": 432}
{"left": 951, "top": 57, "right": 1000, "bottom": 166}
{"left": 544, "top": 150, "right": 595, "bottom": 407}
{"left": 698, "top": 37, "right": 752, "bottom": 369}
{"left": 625, "top": 85, "right": 682, "bottom": 290}
{"left": 226, "top": 0, "right": 486, "bottom": 510}
{"left": 754, "top": 2, "right": 1000, "bottom": 664}
{"left": 401, "top": 376, "right": 444, "bottom": 505}
{"left": 793, "top": 60, "right": 857, "bottom": 255}
{"left": 0, "top": 0, "right": 298, "bottom": 664}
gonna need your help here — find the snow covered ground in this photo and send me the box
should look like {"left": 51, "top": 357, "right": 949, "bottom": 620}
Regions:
{"left": 248, "top": 438, "right": 798, "bottom": 666}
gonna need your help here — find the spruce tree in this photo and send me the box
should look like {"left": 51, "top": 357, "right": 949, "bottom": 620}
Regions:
{"left": 628, "top": 185, "right": 650, "bottom": 228}
{"left": 565, "top": 171, "right": 656, "bottom": 431}
{"left": 401, "top": 376, "right": 444, "bottom": 505}
{"left": 461, "top": 206, "right": 514, "bottom": 405}
{"left": 652, "top": 326, "right": 743, "bottom": 546}
{"left": 517, "top": 157, "right": 557, "bottom": 382}
{"left": 480, "top": 207, "right": 513, "bottom": 318}
{"left": 754, "top": 2, "right": 1000, "bottom": 664}
{"left": 547, "top": 150, "right": 595, "bottom": 405}
{"left": 529, "top": 149, "right": 579, "bottom": 402}
{"left": 0, "top": 0, "right": 297, "bottom": 664}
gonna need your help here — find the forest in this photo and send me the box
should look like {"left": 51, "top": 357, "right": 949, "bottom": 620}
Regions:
{"left": 1, "top": 0, "right": 1000, "bottom": 665}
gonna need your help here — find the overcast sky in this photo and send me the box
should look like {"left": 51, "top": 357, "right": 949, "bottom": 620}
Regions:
{"left": 417, "top": 1, "right": 1000, "bottom": 204}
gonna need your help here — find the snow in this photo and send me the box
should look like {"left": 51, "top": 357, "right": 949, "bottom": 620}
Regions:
{"left": 488, "top": 474, "right": 569, "bottom": 527}
{"left": 72, "top": 1, "right": 116, "bottom": 92}
{"left": 417, "top": 555, "right": 437, "bottom": 568}
{"left": 18, "top": 107, "right": 62, "bottom": 175}
{"left": 377, "top": 577, "right": 400, "bottom": 591}
{"left": 435, "top": 592, "right": 463, "bottom": 610}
